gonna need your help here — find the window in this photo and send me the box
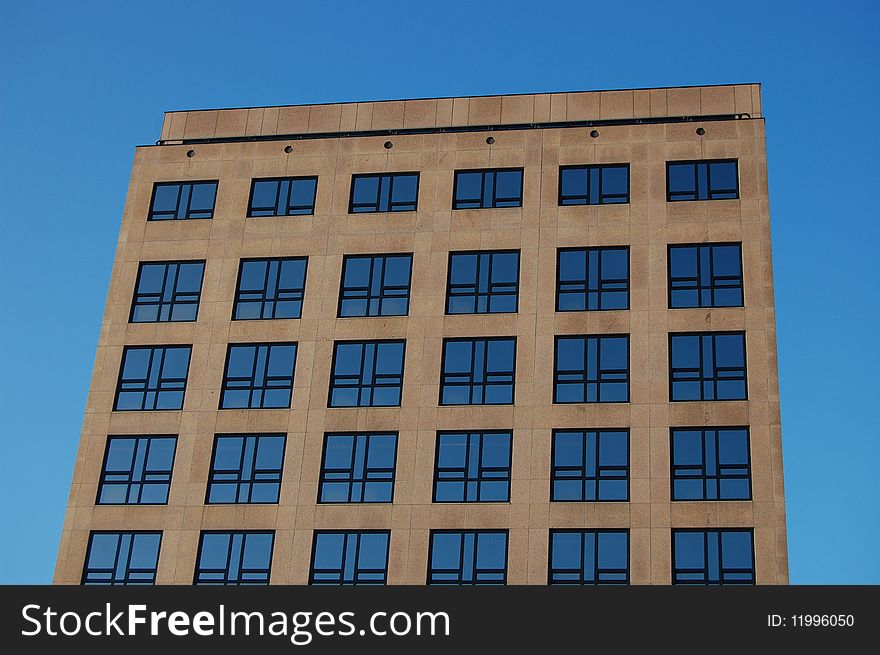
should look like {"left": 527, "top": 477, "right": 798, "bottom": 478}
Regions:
{"left": 328, "top": 340, "right": 405, "bottom": 407}
{"left": 440, "top": 337, "right": 516, "bottom": 405}
{"left": 130, "top": 261, "right": 205, "bottom": 323}
{"left": 148, "top": 181, "right": 217, "bottom": 220}
{"left": 206, "top": 434, "right": 286, "bottom": 504}
{"left": 220, "top": 343, "right": 297, "bottom": 409}
{"left": 669, "top": 332, "right": 747, "bottom": 401}
{"left": 551, "top": 430, "right": 628, "bottom": 501}
{"left": 97, "top": 436, "right": 176, "bottom": 504}
{"left": 672, "top": 529, "right": 755, "bottom": 585}
{"left": 554, "top": 335, "right": 629, "bottom": 403}
{"left": 194, "top": 531, "right": 274, "bottom": 585}
{"left": 434, "top": 431, "right": 512, "bottom": 502}
{"left": 558, "top": 164, "right": 629, "bottom": 205}
{"left": 349, "top": 173, "right": 419, "bottom": 213}
{"left": 671, "top": 428, "right": 751, "bottom": 500}
{"left": 247, "top": 177, "right": 317, "bottom": 216}
{"left": 428, "top": 530, "right": 508, "bottom": 585}
{"left": 233, "top": 258, "right": 307, "bottom": 320}
{"left": 548, "top": 530, "right": 629, "bottom": 585}
{"left": 309, "top": 531, "right": 390, "bottom": 585}
{"left": 114, "top": 346, "right": 191, "bottom": 411}
{"left": 453, "top": 168, "right": 523, "bottom": 209}
{"left": 318, "top": 432, "right": 398, "bottom": 503}
{"left": 446, "top": 251, "right": 520, "bottom": 314}
{"left": 556, "top": 247, "right": 629, "bottom": 311}
{"left": 82, "top": 532, "right": 161, "bottom": 585}
{"left": 668, "top": 244, "right": 744, "bottom": 308}
{"left": 667, "top": 160, "right": 739, "bottom": 201}
{"left": 338, "top": 254, "right": 412, "bottom": 317}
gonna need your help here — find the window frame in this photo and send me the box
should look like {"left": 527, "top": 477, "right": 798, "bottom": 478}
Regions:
{"left": 452, "top": 168, "right": 524, "bottom": 210}
{"left": 232, "top": 257, "right": 308, "bottom": 321}
{"left": 432, "top": 430, "right": 513, "bottom": 503}
{"left": 557, "top": 164, "right": 630, "bottom": 205}
{"left": 113, "top": 345, "right": 192, "bottom": 412}
{"left": 667, "top": 242, "right": 744, "bottom": 309}
{"left": 317, "top": 432, "right": 399, "bottom": 504}
{"left": 427, "top": 529, "right": 509, "bottom": 585}
{"left": 670, "top": 427, "right": 752, "bottom": 501}
{"left": 671, "top": 528, "right": 755, "bottom": 585}
{"left": 130, "top": 260, "right": 206, "bottom": 323}
{"left": 219, "top": 342, "right": 298, "bottom": 410}
{"left": 555, "top": 246, "right": 630, "bottom": 312}
{"left": 668, "top": 331, "right": 748, "bottom": 402}
{"left": 309, "top": 530, "right": 391, "bottom": 585}
{"left": 337, "top": 253, "right": 413, "bottom": 318}
{"left": 246, "top": 176, "right": 318, "bottom": 217}
{"left": 205, "top": 433, "right": 287, "bottom": 505}
{"left": 666, "top": 159, "right": 739, "bottom": 202}
{"left": 81, "top": 531, "right": 162, "bottom": 585}
{"left": 439, "top": 336, "right": 517, "bottom": 406}
{"left": 193, "top": 530, "right": 275, "bottom": 585}
{"left": 547, "top": 529, "right": 630, "bottom": 585}
{"left": 553, "top": 334, "right": 630, "bottom": 404}
{"left": 348, "top": 172, "right": 420, "bottom": 213}
{"left": 147, "top": 180, "right": 218, "bottom": 221}
{"left": 550, "top": 428, "right": 630, "bottom": 502}
{"left": 327, "top": 339, "right": 406, "bottom": 408}
{"left": 96, "top": 435, "right": 177, "bottom": 505}
{"left": 445, "top": 250, "right": 521, "bottom": 315}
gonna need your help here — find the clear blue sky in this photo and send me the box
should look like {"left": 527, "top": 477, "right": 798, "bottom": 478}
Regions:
{"left": 1, "top": 0, "right": 877, "bottom": 584}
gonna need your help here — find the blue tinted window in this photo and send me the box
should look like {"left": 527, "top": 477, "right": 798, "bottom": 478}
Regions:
{"left": 551, "top": 430, "right": 628, "bottom": 501}
{"left": 194, "top": 531, "right": 274, "bottom": 585}
{"left": 220, "top": 343, "right": 297, "bottom": 409}
{"left": 667, "top": 160, "right": 739, "bottom": 201}
{"left": 446, "top": 251, "right": 520, "bottom": 314}
{"left": 453, "top": 169, "right": 523, "bottom": 209}
{"left": 131, "top": 261, "right": 204, "bottom": 322}
{"left": 440, "top": 338, "right": 516, "bottom": 405}
{"left": 97, "top": 436, "right": 176, "bottom": 504}
{"left": 670, "top": 332, "right": 747, "bottom": 401}
{"left": 329, "top": 340, "right": 405, "bottom": 407}
{"left": 669, "top": 244, "right": 743, "bottom": 308}
{"left": 350, "top": 173, "right": 419, "bottom": 212}
{"left": 207, "top": 434, "right": 286, "bottom": 504}
{"left": 559, "top": 165, "right": 629, "bottom": 205}
{"left": 248, "top": 177, "right": 317, "bottom": 216}
{"left": 672, "top": 529, "right": 755, "bottom": 584}
{"left": 319, "top": 433, "right": 397, "bottom": 503}
{"left": 549, "top": 530, "right": 629, "bottom": 585}
{"left": 310, "top": 531, "right": 390, "bottom": 585}
{"left": 434, "top": 431, "right": 512, "bottom": 502}
{"left": 234, "top": 258, "right": 307, "bottom": 320}
{"left": 82, "top": 532, "right": 161, "bottom": 585}
{"left": 557, "top": 247, "right": 629, "bottom": 311}
{"left": 554, "top": 336, "right": 629, "bottom": 403}
{"left": 672, "top": 428, "right": 751, "bottom": 500}
{"left": 148, "top": 181, "right": 217, "bottom": 220}
{"left": 339, "top": 254, "right": 412, "bottom": 317}
{"left": 428, "top": 530, "right": 507, "bottom": 585}
{"left": 114, "top": 346, "right": 191, "bottom": 411}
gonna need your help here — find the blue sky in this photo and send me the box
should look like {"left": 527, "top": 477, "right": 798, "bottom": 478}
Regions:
{"left": 1, "top": 0, "right": 878, "bottom": 584}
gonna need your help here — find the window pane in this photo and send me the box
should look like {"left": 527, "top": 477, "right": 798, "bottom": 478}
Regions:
{"left": 352, "top": 176, "right": 379, "bottom": 209}
{"left": 339, "top": 254, "right": 412, "bottom": 317}
{"left": 251, "top": 180, "right": 278, "bottom": 211}
{"left": 667, "top": 164, "right": 694, "bottom": 196}
{"left": 454, "top": 172, "right": 482, "bottom": 203}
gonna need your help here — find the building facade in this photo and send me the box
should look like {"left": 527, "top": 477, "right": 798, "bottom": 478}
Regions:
{"left": 55, "top": 83, "right": 788, "bottom": 585}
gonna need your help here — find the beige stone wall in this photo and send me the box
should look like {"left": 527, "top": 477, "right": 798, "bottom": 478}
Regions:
{"left": 54, "top": 84, "right": 787, "bottom": 585}
{"left": 158, "top": 84, "right": 762, "bottom": 143}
